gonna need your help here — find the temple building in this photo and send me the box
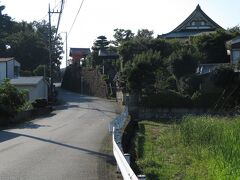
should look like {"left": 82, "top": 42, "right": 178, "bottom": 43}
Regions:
{"left": 69, "top": 48, "right": 91, "bottom": 65}
{"left": 159, "top": 5, "right": 223, "bottom": 39}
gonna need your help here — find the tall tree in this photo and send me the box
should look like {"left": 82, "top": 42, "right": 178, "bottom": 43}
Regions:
{"left": 0, "top": 4, "right": 13, "bottom": 56}
{"left": 90, "top": 35, "right": 110, "bottom": 66}
{"left": 6, "top": 20, "right": 63, "bottom": 71}
{"left": 136, "top": 29, "right": 154, "bottom": 39}
{"left": 6, "top": 31, "right": 49, "bottom": 71}
{"left": 92, "top": 35, "right": 109, "bottom": 51}
{"left": 191, "top": 29, "right": 233, "bottom": 63}
{"left": 113, "top": 29, "right": 134, "bottom": 46}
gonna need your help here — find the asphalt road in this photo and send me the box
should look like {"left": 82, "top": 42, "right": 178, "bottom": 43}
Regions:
{"left": 0, "top": 89, "right": 119, "bottom": 180}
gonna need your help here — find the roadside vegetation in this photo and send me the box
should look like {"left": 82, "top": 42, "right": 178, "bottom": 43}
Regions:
{"left": 0, "top": 79, "right": 28, "bottom": 125}
{"left": 77, "top": 27, "right": 240, "bottom": 109}
{"left": 134, "top": 117, "right": 240, "bottom": 179}
{"left": 0, "top": 3, "right": 62, "bottom": 80}
{"left": 0, "top": 79, "right": 51, "bottom": 126}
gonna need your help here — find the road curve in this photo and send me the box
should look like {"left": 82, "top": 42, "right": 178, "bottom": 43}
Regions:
{"left": 0, "top": 88, "right": 119, "bottom": 180}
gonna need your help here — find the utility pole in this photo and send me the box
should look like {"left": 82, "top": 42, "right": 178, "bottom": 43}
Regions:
{"left": 48, "top": 4, "right": 53, "bottom": 99}
{"left": 48, "top": 2, "right": 63, "bottom": 99}
{"left": 66, "top": 32, "right": 68, "bottom": 67}
{"left": 64, "top": 32, "right": 68, "bottom": 67}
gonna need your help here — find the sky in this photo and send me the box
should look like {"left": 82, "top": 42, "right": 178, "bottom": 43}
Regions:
{"left": 1, "top": 0, "right": 240, "bottom": 68}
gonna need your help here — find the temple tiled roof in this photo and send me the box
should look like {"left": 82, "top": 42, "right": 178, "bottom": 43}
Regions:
{"left": 160, "top": 5, "right": 223, "bottom": 39}
{"left": 69, "top": 48, "right": 91, "bottom": 59}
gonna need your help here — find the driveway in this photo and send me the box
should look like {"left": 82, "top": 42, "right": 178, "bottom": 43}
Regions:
{"left": 0, "top": 88, "right": 119, "bottom": 180}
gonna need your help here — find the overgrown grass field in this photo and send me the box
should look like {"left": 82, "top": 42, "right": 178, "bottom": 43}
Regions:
{"left": 134, "top": 116, "right": 240, "bottom": 179}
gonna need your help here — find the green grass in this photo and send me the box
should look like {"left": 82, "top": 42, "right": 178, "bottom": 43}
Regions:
{"left": 134, "top": 116, "right": 240, "bottom": 180}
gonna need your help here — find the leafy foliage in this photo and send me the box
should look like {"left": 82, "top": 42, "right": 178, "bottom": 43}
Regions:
{"left": 6, "top": 30, "right": 49, "bottom": 70}
{"left": 141, "top": 90, "right": 192, "bottom": 108}
{"left": 113, "top": 28, "right": 134, "bottom": 46}
{"left": 210, "top": 65, "right": 236, "bottom": 88}
{"left": 191, "top": 29, "right": 233, "bottom": 63}
{"left": 0, "top": 79, "right": 27, "bottom": 116}
{"left": 0, "top": 3, "right": 63, "bottom": 74}
{"left": 178, "top": 74, "right": 201, "bottom": 96}
{"left": 169, "top": 49, "right": 198, "bottom": 79}
{"left": 136, "top": 29, "right": 154, "bottom": 39}
{"left": 127, "top": 50, "right": 161, "bottom": 95}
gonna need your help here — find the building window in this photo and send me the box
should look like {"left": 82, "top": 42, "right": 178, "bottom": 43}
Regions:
{"left": 232, "top": 50, "right": 240, "bottom": 64}
{"left": 191, "top": 21, "right": 196, "bottom": 26}
{"left": 201, "top": 21, "right": 205, "bottom": 26}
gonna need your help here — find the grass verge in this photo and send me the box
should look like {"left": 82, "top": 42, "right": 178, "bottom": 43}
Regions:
{"left": 134, "top": 116, "right": 240, "bottom": 179}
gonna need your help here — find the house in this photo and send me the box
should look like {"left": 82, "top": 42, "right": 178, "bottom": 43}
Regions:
{"left": 69, "top": 48, "right": 91, "bottom": 65}
{"left": 0, "top": 57, "right": 20, "bottom": 82}
{"left": 226, "top": 36, "right": 240, "bottom": 64}
{"left": 10, "top": 76, "right": 48, "bottom": 102}
{"left": 196, "top": 63, "right": 230, "bottom": 75}
{"left": 198, "top": 36, "right": 240, "bottom": 75}
{"left": 98, "top": 49, "right": 119, "bottom": 60}
{"left": 159, "top": 5, "right": 222, "bottom": 39}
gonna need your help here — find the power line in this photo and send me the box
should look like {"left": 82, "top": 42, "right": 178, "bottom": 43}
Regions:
{"left": 38, "top": 0, "right": 62, "bottom": 22}
{"left": 55, "top": 0, "right": 65, "bottom": 37}
{"left": 68, "top": 0, "right": 85, "bottom": 36}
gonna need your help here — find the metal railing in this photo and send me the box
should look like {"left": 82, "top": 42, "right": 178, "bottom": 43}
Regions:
{"left": 110, "top": 107, "right": 145, "bottom": 180}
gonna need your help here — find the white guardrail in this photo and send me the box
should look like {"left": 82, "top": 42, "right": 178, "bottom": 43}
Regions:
{"left": 110, "top": 107, "right": 146, "bottom": 180}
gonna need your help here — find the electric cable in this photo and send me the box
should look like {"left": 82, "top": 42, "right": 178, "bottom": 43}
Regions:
{"left": 68, "top": 0, "right": 85, "bottom": 36}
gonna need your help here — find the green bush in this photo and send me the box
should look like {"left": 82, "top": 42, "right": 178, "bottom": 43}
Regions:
{"left": 178, "top": 75, "right": 201, "bottom": 96}
{"left": 0, "top": 79, "right": 27, "bottom": 114}
{"left": 0, "top": 79, "right": 27, "bottom": 125}
{"left": 169, "top": 48, "right": 198, "bottom": 79}
{"left": 191, "top": 91, "right": 221, "bottom": 108}
{"left": 210, "top": 65, "right": 236, "bottom": 88}
{"left": 141, "top": 90, "right": 192, "bottom": 108}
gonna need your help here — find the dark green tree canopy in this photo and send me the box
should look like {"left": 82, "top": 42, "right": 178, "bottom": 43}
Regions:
{"left": 126, "top": 50, "right": 162, "bottom": 94}
{"left": 0, "top": 3, "right": 63, "bottom": 72}
{"left": 93, "top": 35, "right": 110, "bottom": 51}
{"left": 113, "top": 28, "right": 134, "bottom": 46}
{"left": 0, "top": 4, "right": 13, "bottom": 56}
{"left": 136, "top": 29, "right": 154, "bottom": 39}
{"left": 191, "top": 29, "right": 233, "bottom": 63}
{"left": 169, "top": 49, "right": 198, "bottom": 79}
{"left": 210, "top": 65, "right": 236, "bottom": 88}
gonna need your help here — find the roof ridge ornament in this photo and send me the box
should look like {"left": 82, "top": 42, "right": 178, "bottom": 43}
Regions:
{"left": 196, "top": 4, "right": 201, "bottom": 10}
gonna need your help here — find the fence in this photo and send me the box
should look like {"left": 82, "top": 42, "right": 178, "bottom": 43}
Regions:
{"left": 110, "top": 107, "right": 146, "bottom": 180}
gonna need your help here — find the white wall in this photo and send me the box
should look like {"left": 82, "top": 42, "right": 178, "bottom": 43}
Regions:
{"left": 0, "top": 62, "right": 6, "bottom": 82}
{"left": 7, "top": 60, "right": 14, "bottom": 79}
{"left": 232, "top": 49, "right": 240, "bottom": 64}
{"left": 35, "top": 79, "right": 48, "bottom": 100}
{"left": 14, "top": 80, "right": 48, "bottom": 102}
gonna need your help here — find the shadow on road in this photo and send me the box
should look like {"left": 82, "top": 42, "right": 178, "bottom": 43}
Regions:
{"left": 53, "top": 104, "right": 80, "bottom": 111}
{"left": 0, "top": 130, "right": 113, "bottom": 160}
{"left": 0, "top": 131, "right": 19, "bottom": 143}
{"left": 17, "top": 122, "right": 51, "bottom": 129}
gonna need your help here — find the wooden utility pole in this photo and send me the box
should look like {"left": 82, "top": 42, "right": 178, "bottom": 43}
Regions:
{"left": 48, "top": 2, "right": 63, "bottom": 99}
{"left": 48, "top": 4, "right": 53, "bottom": 98}
{"left": 64, "top": 32, "right": 68, "bottom": 67}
